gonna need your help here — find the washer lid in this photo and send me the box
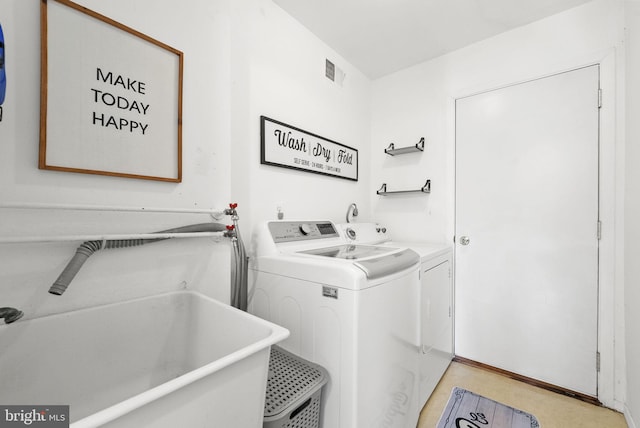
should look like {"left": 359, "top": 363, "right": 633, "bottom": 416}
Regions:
{"left": 299, "top": 244, "right": 396, "bottom": 260}
{"left": 299, "top": 245, "right": 419, "bottom": 279}
{"left": 352, "top": 248, "right": 419, "bottom": 279}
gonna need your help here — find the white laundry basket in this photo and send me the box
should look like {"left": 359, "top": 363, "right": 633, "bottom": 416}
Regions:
{"left": 263, "top": 346, "right": 328, "bottom": 428}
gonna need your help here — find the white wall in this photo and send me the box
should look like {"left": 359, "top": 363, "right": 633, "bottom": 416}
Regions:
{"left": 0, "top": 0, "right": 371, "bottom": 318}
{"left": 229, "top": 0, "right": 372, "bottom": 238}
{"left": 625, "top": 1, "right": 640, "bottom": 425}
{"left": 1, "top": 0, "right": 232, "bottom": 209}
{"left": 371, "top": 0, "right": 626, "bottom": 412}
{"left": 0, "top": 0, "right": 235, "bottom": 316}
{"left": 372, "top": 0, "right": 624, "bottom": 243}
{"left": 4, "top": 0, "right": 637, "bottom": 422}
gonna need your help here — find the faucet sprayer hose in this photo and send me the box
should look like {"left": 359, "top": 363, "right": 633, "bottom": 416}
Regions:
{"left": 0, "top": 307, "right": 24, "bottom": 324}
{"left": 49, "top": 222, "right": 228, "bottom": 296}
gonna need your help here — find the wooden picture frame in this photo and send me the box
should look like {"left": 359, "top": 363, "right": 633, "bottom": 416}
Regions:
{"left": 39, "top": 0, "right": 183, "bottom": 182}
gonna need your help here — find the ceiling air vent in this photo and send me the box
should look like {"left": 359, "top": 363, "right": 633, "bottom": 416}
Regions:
{"left": 325, "top": 59, "right": 335, "bottom": 81}
{"left": 325, "top": 59, "right": 345, "bottom": 86}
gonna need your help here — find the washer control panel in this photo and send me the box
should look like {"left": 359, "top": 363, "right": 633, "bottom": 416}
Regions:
{"left": 268, "top": 221, "right": 339, "bottom": 243}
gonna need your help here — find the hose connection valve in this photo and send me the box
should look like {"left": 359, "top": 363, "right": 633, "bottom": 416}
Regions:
{"left": 224, "top": 224, "right": 237, "bottom": 238}
{"left": 225, "top": 203, "right": 238, "bottom": 218}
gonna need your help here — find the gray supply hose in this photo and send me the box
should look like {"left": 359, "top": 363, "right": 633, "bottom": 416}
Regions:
{"left": 226, "top": 204, "right": 247, "bottom": 311}
{"left": 49, "top": 222, "right": 228, "bottom": 295}
{"left": 230, "top": 222, "right": 248, "bottom": 311}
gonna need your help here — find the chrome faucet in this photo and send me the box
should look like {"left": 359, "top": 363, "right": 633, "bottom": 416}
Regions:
{"left": 346, "top": 203, "right": 359, "bottom": 223}
{"left": 0, "top": 307, "right": 24, "bottom": 324}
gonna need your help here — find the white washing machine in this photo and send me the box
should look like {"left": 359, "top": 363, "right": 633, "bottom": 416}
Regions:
{"left": 338, "top": 222, "right": 454, "bottom": 410}
{"left": 248, "top": 220, "right": 422, "bottom": 428}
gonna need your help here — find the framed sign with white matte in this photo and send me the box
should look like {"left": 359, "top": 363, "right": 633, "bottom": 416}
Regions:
{"left": 260, "top": 116, "right": 358, "bottom": 181}
{"left": 39, "top": 0, "right": 183, "bottom": 182}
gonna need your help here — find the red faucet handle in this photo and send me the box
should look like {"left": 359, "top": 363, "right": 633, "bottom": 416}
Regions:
{"left": 226, "top": 225, "right": 235, "bottom": 231}
{"left": 229, "top": 203, "right": 238, "bottom": 209}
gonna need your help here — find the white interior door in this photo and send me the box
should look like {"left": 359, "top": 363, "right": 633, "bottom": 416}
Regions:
{"left": 454, "top": 65, "right": 600, "bottom": 396}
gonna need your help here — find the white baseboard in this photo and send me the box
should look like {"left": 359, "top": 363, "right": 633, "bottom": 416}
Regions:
{"left": 626, "top": 405, "right": 637, "bottom": 428}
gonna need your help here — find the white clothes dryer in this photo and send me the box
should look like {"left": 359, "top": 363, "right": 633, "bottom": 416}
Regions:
{"left": 248, "top": 220, "right": 422, "bottom": 428}
{"left": 338, "top": 222, "right": 454, "bottom": 409}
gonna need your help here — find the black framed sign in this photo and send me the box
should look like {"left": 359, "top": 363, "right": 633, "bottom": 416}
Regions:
{"left": 260, "top": 116, "right": 358, "bottom": 181}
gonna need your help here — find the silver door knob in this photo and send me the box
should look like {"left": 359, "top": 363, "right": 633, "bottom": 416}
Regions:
{"left": 459, "top": 236, "right": 470, "bottom": 245}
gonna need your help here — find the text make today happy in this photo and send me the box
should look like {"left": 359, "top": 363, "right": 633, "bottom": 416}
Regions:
{"left": 90, "top": 67, "right": 150, "bottom": 135}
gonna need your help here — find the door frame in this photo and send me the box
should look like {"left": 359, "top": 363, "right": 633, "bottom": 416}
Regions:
{"left": 447, "top": 52, "right": 623, "bottom": 410}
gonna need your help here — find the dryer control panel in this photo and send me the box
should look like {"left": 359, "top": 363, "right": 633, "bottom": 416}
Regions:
{"left": 268, "top": 221, "right": 339, "bottom": 243}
